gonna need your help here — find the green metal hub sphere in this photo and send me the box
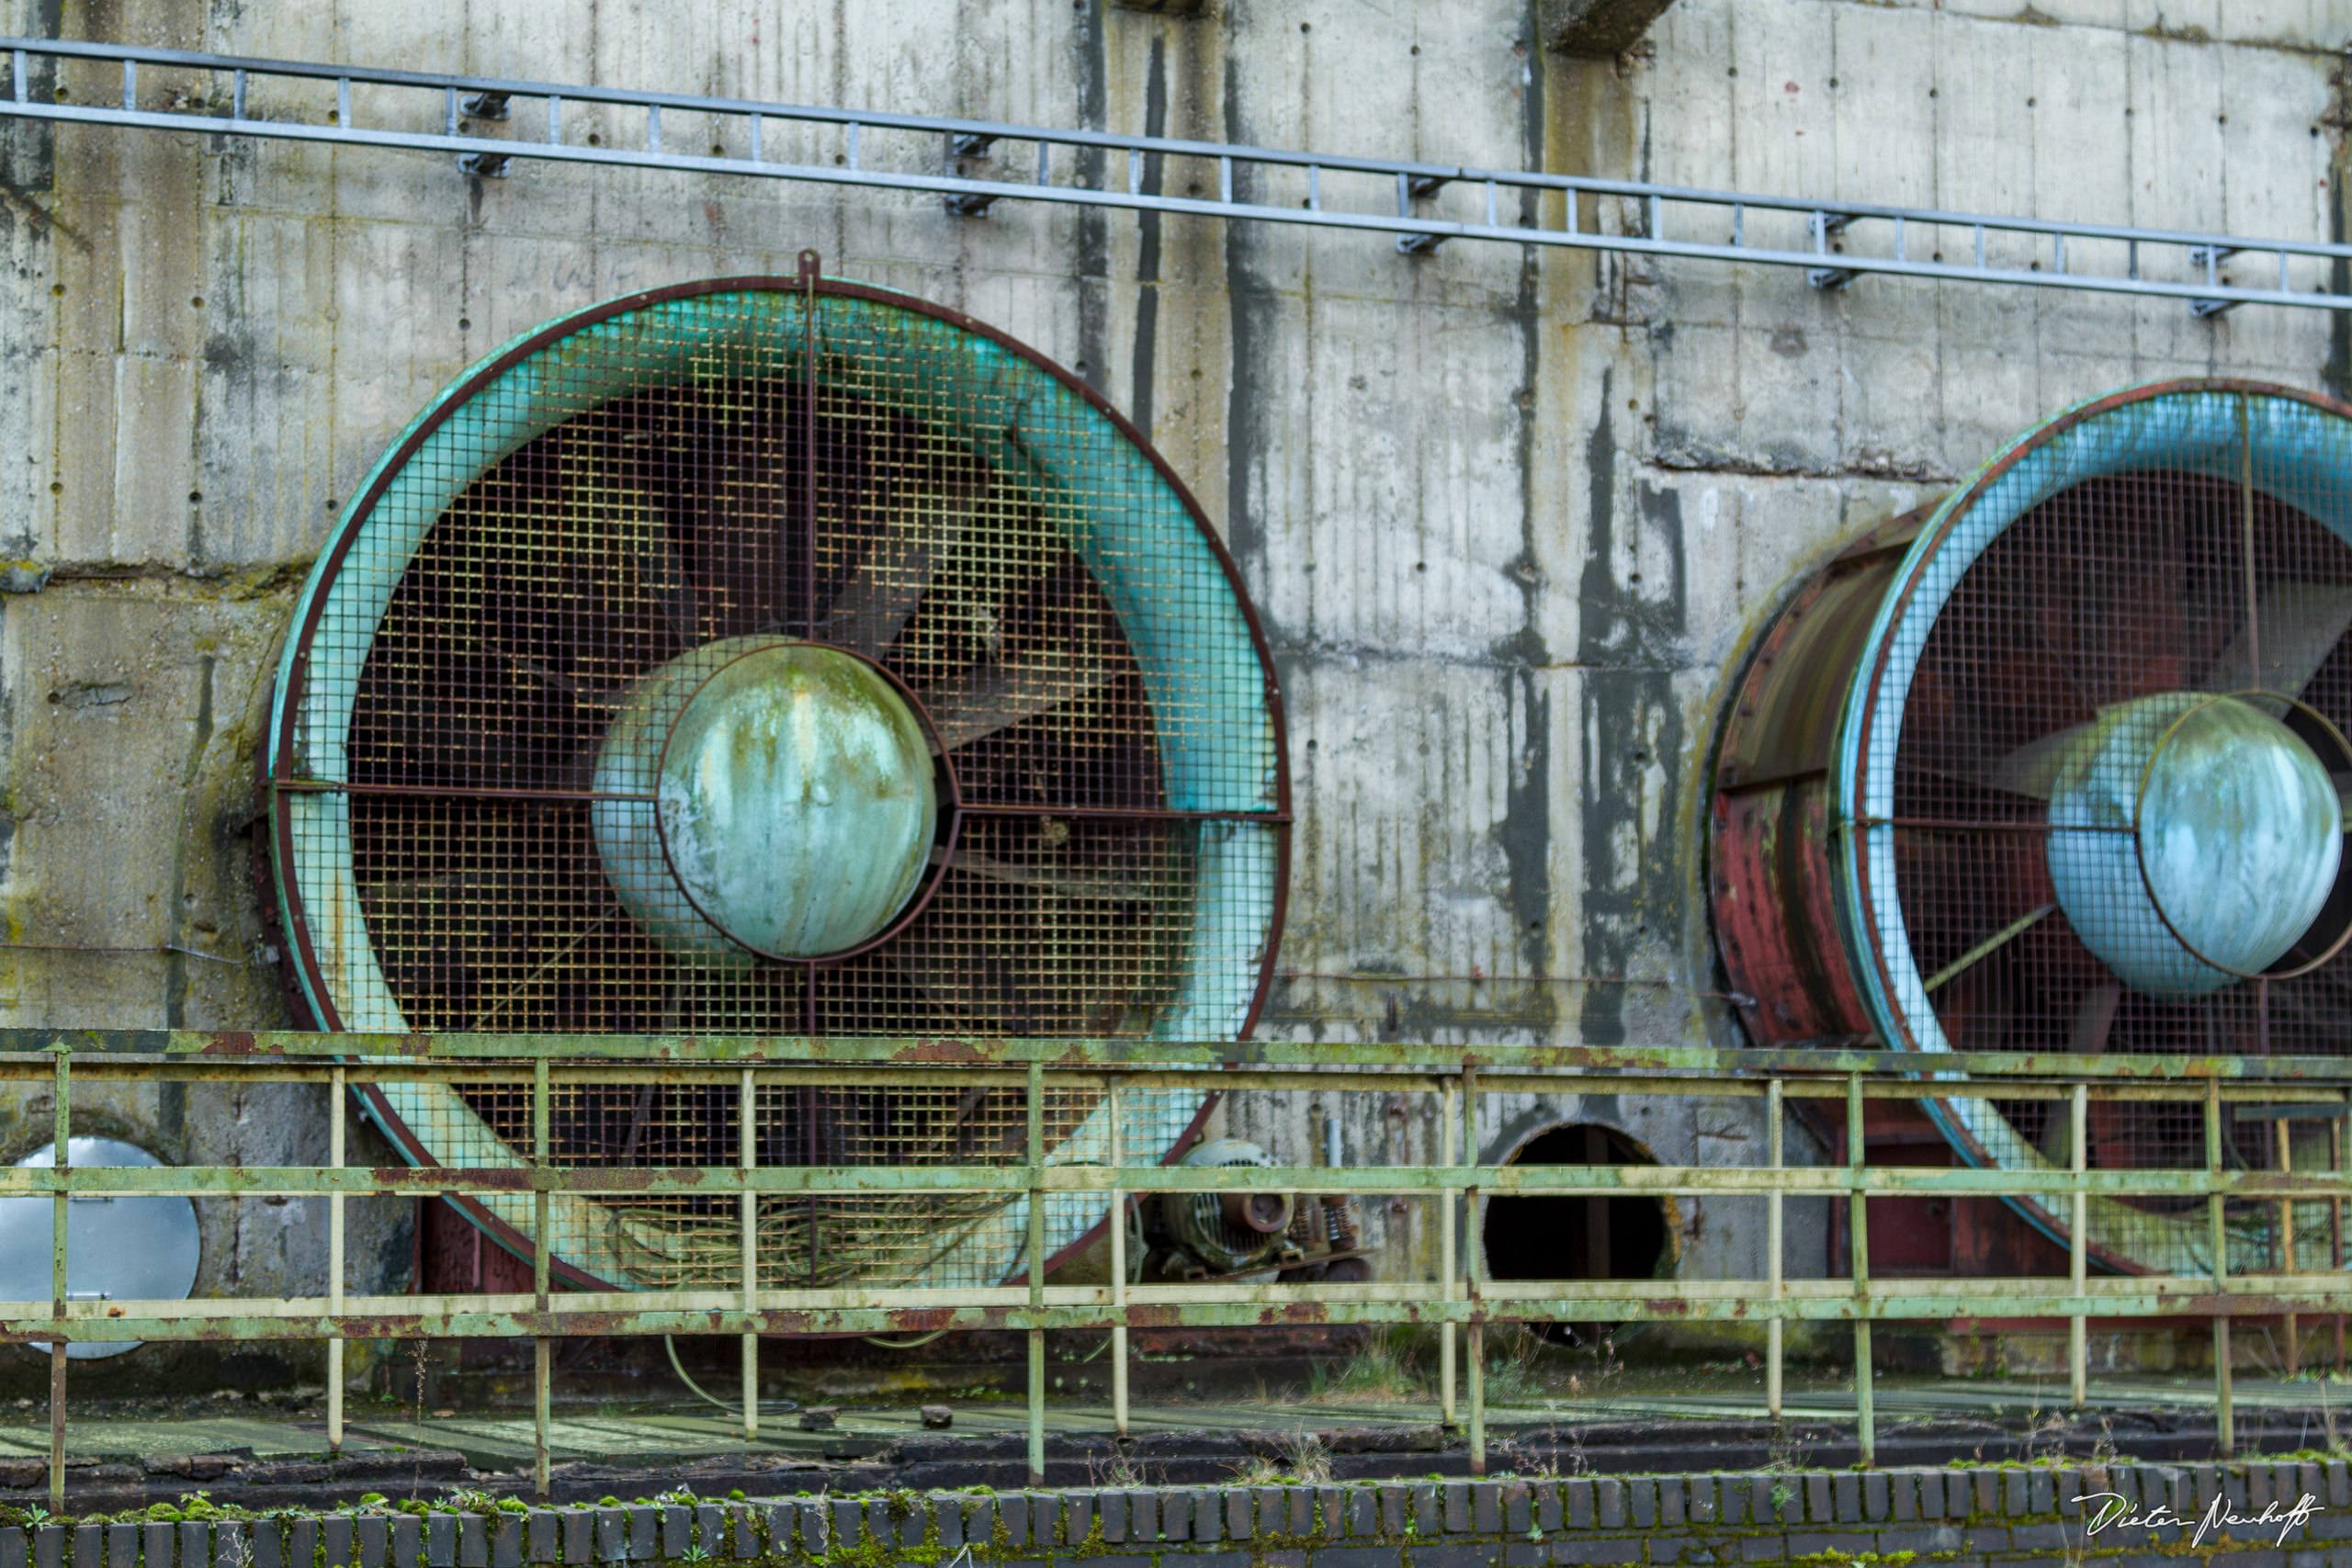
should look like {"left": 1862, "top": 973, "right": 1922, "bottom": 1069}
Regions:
{"left": 2047, "top": 692, "right": 2343, "bottom": 997}
{"left": 593, "top": 637, "right": 938, "bottom": 961}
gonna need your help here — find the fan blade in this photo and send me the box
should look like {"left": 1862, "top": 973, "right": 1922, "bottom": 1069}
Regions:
{"left": 817, "top": 468, "right": 985, "bottom": 656}
{"left": 557, "top": 447, "right": 695, "bottom": 648}
{"left": 2070, "top": 983, "right": 2122, "bottom": 1054}
{"left": 1984, "top": 728, "right": 2081, "bottom": 801}
{"left": 818, "top": 526, "right": 946, "bottom": 657}
{"left": 647, "top": 528, "right": 696, "bottom": 649}
{"left": 2032, "top": 986, "right": 2119, "bottom": 1167}
{"left": 504, "top": 653, "right": 627, "bottom": 707}
{"left": 888, "top": 869, "right": 1166, "bottom": 1029}
{"left": 1983, "top": 582, "right": 2352, "bottom": 798}
{"left": 930, "top": 844, "right": 1157, "bottom": 901}
{"left": 2195, "top": 581, "right": 2352, "bottom": 707}
{"left": 922, "top": 652, "right": 1118, "bottom": 750}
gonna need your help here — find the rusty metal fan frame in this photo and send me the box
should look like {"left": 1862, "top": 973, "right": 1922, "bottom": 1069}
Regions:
{"left": 258, "top": 261, "right": 1289, "bottom": 1292}
{"left": 1712, "top": 379, "right": 2352, "bottom": 1277}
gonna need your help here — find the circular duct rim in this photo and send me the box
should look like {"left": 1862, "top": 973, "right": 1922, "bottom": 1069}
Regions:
{"left": 259, "top": 269, "right": 1288, "bottom": 1293}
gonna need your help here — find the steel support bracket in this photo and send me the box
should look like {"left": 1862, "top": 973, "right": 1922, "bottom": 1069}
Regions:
{"left": 948, "top": 131, "right": 996, "bottom": 157}
{"left": 457, "top": 150, "right": 509, "bottom": 177}
{"left": 459, "top": 90, "right": 510, "bottom": 120}
{"left": 2189, "top": 244, "right": 2244, "bottom": 316}
{"left": 944, "top": 190, "right": 999, "bottom": 217}
{"left": 1807, "top": 209, "right": 1860, "bottom": 289}
{"left": 1396, "top": 231, "right": 1444, "bottom": 255}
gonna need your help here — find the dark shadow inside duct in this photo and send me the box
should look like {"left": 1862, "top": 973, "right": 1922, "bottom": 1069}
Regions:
{"left": 1481, "top": 1123, "right": 1668, "bottom": 1346}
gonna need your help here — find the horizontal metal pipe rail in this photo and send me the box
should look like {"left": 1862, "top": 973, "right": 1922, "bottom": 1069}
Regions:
{"left": 7, "top": 1165, "right": 2352, "bottom": 1199}
{"left": 17, "top": 1276, "right": 2351, "bottom": 1344}
{"left": 1, "top": 36, "right": 2345, "bottom": 316}
{"left": 6, "top": 1025, "right": 2351, "bottom": 1074}
{"left": 4, "top": 1033, "right": 2346, "bottom": 1505}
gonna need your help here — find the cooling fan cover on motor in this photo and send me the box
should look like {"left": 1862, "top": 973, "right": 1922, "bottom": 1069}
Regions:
{"left": 260, "top": 265, "right": 1288, "bottom": 1292}
{"left": 1712, "top": 379, "right": 2352, "bottom": 1276}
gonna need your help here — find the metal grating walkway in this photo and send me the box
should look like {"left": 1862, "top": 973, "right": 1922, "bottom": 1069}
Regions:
{"left": 2, "top": 35, "right": 2347, "bottom": 317}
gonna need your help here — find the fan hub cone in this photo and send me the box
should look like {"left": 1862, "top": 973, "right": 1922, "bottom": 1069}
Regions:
{"left": 593, "top": 638, "right": 939, "bottom": 961}
{"left": 2047, "top": 693, "right": 2343, "bottom": 996}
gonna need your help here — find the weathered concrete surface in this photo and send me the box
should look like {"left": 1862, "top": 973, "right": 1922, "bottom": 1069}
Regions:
{"left": 0, "top": 573, "right": 413, "bottom": 1393}
{"left": 0, "top": 0, "right": 2342, "bottom": 1374}
{"left": 1545, "top": 0, "right": 1684, "bottom": 57}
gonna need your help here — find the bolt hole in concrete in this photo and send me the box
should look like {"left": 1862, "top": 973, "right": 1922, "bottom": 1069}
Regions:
{"left": 0, "top": 1137, "right": 199, "bottom": 1358}
{"left": 1482, "top": 1123, "right": 1668, "bottom": 1347}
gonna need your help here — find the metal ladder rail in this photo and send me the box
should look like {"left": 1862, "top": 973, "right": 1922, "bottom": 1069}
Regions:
{"left": 4, "top": 35, "right": 2347, "bottom": 316}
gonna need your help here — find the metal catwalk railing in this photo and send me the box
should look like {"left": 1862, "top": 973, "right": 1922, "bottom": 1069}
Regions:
{"left": 4, "top": 1030, "right": 2350, "bottom": 1510}
{"left": 2, "top": 37, "right": 2347, "bottom": 316}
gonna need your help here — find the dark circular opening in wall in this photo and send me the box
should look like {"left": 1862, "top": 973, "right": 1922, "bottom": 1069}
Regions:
{"left": 1483, "top": 1123, "right": 1668, "bottom": 1342}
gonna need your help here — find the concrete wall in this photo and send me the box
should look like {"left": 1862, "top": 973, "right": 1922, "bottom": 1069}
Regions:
{"left": 0, "top": 0, "right": 2344, "bottom": 1360}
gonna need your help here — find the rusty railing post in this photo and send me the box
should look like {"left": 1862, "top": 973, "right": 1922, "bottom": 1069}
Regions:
{"left": 2070, "top": 1080, "right": 2087, "bottom": 1409}
{"left": 49, "top": 1043, "right": 68, "bottom": 1514}
{"left": 1108, "top": 1076, "right": 1127, "bottom": 1441}
{"left": 2207, "top": 1076, "right": 2233, "bottom": 1457}
{"left": 2279, "top": 1112, "right": 2300, "bottom": 1378}
{"left": 1025, "top": 1058, "right": 1046, "bottom": 1487}
{"left": 741, "top": 1066, "right": 758, "bottom": 1443}
{"left": 1464, "top": 1064, "right": 1484, "bottom": 1477}
{"left": 532, "top": 1056, "right": 550, "bottom": 1501}
{"left": 2335, "top": 1095, "right": 2346, "bottom": 1376}
{"left": 1440, "top": 1074, "right": 1458, "bottom": 1430}
{"left": 1767, "top": 1076, "right": 1784, "bottom": 1422}
{"left": 1848, "top": 1072, "right": 1873, "bottom": 1468}
{"left": 329, "top": 1063, "right": 345, "bottom": 1458}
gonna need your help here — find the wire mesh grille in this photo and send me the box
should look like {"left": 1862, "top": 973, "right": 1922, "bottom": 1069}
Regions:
{"left": 456, "top": 1079, "right": 1122, "bottom": 1290}
{"left": 1887, "top": 429, "right": 2352, "bottom": 1263}
{"left": 268, "top": 276, "right": 1284, "bottom": 1289}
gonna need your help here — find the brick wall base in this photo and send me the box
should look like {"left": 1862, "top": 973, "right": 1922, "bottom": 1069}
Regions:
{"left": 6, "top": 1460, "right": 2350, "bottom": 1568}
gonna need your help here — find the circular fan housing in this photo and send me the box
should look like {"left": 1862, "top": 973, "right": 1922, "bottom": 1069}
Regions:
{"left": 260, "top": 268, "right": 1288, "bottom": 1293}
{"left": 1711, "top": 378, "right": 2352, "bottom": 1275}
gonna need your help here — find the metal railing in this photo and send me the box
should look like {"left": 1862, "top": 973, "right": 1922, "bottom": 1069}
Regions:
{"left": 2, "top": 37, "right": 2348, "bottom": 316}
{"left": 4, "top": 1030, "right": 2350, "bottom": 1510}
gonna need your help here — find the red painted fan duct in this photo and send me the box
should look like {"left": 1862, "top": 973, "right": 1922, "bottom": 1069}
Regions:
{"left": 1710, "top": 379, "right": 2352, "bottom": 1279}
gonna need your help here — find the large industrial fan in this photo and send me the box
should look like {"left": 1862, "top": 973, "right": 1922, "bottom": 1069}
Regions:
{"left": 1712, "top": 379, "right": 2352, "bottom": 1275}
{"left": 259, "top": 264, "right": 1289, "bottom": 1292}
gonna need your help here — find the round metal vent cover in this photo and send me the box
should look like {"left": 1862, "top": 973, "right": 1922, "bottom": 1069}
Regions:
{"left": 0, "top": 1138, "right": 200, "bottom": 1359}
